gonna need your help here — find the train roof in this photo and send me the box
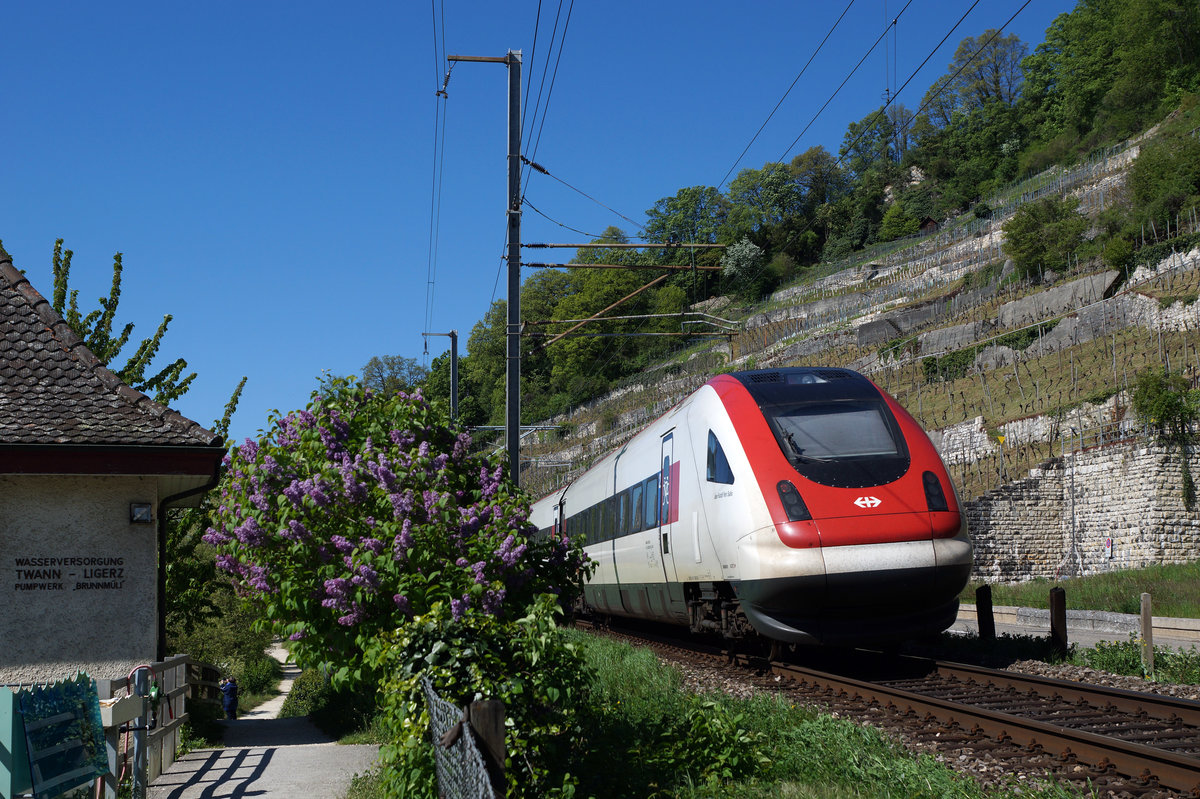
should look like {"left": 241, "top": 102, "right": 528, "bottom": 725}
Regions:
{"left": 717, "top": 367, "right": 878, "bottom": 404}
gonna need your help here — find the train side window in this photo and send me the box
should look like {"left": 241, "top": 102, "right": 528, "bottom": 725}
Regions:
{"left": 603, "top": 497, "right": 614, "bottom": 542}
{"left": 707, "top": 431, "right": 735, "bottom": 484}
{"left": 631, "top": 483, "right": 645, "bottom": 532}
{"left": 617, "top": 491, "right": 630, "bottom": 536}
{"left": 645, "top": 475, "right": 659, "bottom": 527}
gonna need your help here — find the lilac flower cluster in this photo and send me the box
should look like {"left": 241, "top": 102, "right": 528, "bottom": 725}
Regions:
{"left": 207, "top": 379, "right": 590, "bottom": 679}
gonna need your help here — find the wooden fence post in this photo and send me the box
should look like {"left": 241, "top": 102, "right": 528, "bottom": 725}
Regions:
{"left": 469, "top": 700, "right": 506, "bottom": 793}
{"left": 1049, "top": 587, "right": 1068, "bottom": 657}
{"left": 975, "top": 585, "right": 995, "bottom": 641}
{"left": 1141, "top": 592, "right": 1155, "bottom": 677}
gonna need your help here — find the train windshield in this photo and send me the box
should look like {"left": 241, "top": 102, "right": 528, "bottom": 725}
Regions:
{"left": 762, "top": 400, "right": 910, "bottom": 488}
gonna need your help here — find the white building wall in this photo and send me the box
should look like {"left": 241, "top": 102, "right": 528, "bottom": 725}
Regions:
{"left": 0, "top": 475, "right": 158, "bottom": 684}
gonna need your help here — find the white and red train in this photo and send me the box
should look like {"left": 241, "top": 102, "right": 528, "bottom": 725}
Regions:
{"left": 531, "top": 367, "right": 973, "bottom": 647}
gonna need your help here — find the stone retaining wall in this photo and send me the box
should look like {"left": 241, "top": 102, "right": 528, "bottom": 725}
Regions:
{"left": 965, "top": 441, "right": 1200, "bottom": 582}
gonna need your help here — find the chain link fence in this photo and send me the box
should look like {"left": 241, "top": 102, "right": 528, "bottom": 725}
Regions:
{"left": 422, "top": 677, "right": 499, "bottom": 799}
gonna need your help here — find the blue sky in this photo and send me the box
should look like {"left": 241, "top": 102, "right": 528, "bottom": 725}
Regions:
{"left": 1, "top": 1, "right": 1074, "bottom": 443}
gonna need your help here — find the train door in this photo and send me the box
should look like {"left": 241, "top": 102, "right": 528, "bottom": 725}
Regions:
{"left": 658, "top": 432, "right": 679, "bottom": 583}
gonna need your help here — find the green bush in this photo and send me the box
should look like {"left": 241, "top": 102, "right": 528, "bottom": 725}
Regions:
{"left": 238, "top": 654, "right": 282, "bottom": 695}
{"left": 367, "top": 597, "right": 592, "bottom": 798}
{"left": 1131, "top": 366, "right": 1200, "bottom": 442}
{"left": 1001, "top": 196, "right": 1088, "bottom": 279}
{"left": 278, "top": 668, "right": 328, "bottom": 718}
{"left": 279, "top": 668, "right": 377, "bottom": 739}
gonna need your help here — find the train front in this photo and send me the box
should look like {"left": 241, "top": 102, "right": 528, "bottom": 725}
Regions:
{"left": 718, "top": 368, "right": 973, "bottom": 646}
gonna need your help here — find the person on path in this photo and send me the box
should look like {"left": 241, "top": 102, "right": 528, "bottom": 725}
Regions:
{"left": 221, "top": 676, "right": 239, "bottom": 720}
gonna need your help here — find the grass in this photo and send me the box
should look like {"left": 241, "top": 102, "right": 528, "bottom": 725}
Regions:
{"left": 578, "top": 631, "right": 1091, "bottom": 798}
{"left": 962, "top": 561, "right": 1200, "bottom": 618}
{"left": 343, "top": 631, "right": 1100, "bottom": 799}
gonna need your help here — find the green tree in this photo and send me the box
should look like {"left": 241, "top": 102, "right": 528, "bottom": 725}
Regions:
{"left": 644, "top": 186, "right": 730, "bottom": 246}
{"left": 1001, "top": 196, "right": 1087, "bottom": 278}
{"left": 51, "top": 240, "right": 196, "bottom": 405}
{"left": 360, "top": 355, "right": 428, "bottom": 396}
{"left": 1128, "top": 134, "right": 1200, "bottom": 226}
{"left": 1132, "top": 367, "right": 1200, "bottom": 443}
{"left": 719, "top": 237, "right": 767, "bottom": 299}
{"left": 726, "top": 162, "right": 804, "bottom": 237}
{"left": 878, "top": 201, "right": 920, "bottom": 242}
{"left": 919, "top": 30, "right": 1027, "bottom": 129}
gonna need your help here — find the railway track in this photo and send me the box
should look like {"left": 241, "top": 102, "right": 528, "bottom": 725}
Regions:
{"left": 584, "top": 622, "right": 1200, "bottom": 797}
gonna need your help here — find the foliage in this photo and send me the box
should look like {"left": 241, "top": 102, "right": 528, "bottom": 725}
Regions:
{"left": 918, "top": 30, "right": 1027, "bottom": 129}
{"left": 360, "top": 354, "right": 429, "bottom": 396}
{"left": 366, "top": 597, "right": 592, "bottom": 797}
{"left": 50, "top": 240, "right": 196, "bottom": 405}
{"left": 878, "top": 201, "right": 920, "bottom": 242}
{"left": 279, "top": 668, "right": 378, "bottom": 739}
{"left": 1074, "top": 635, "right": 1200, "bottom": 684}
{"left": 177, "top": 698, "right": 224, "bottom": 754}
{"left": 574, "top": 633, "right": 766, "bottom": 795}
{"left": 644, "top": 186, "right": 730, "bottom": 245}
{"left": 168, "top": 589, "right": 277, "bottom": 687}
{"left": 1001, "top": 196, "right": 1088, "bottom": 278}
{"left": 205, "top": 378, "right": 589, "bottom": 688}
{"left": 1128, "top": 134, "right": 1200, "bottom": 227}
{"left": 720, "top": 237, "right": 767, "bottom": 299}
{"left": 1131, "top": 367, "right": 1199, "bottom": 442}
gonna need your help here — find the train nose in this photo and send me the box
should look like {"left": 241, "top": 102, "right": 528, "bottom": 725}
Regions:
{"left": 736, "top": 516, "right": 972, "bottom": 645}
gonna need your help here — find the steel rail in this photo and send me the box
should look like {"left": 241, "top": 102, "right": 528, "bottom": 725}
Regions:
{"left": 930, "top": 659, "right": 1200, "bottom": 727}
{"left": 766, "top": 658, "right": 1200, "bottom": 795}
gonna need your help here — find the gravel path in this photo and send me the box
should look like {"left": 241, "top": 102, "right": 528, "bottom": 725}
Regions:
{"left": 148, "top": 645, "right": 379, "bottom": 799}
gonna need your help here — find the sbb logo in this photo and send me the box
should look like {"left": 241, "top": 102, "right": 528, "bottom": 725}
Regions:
{"left": 853, "top": 496, "right": 881, "bottom": 508}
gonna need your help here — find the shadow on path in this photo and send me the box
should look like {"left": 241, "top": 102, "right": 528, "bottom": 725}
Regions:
{"left": 148, "top": 648, "right": 378, "bottom": 799}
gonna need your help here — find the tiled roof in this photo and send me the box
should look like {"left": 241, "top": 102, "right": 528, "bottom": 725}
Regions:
{"left": 0, "top": 246, "right": 222, "bottom": 448}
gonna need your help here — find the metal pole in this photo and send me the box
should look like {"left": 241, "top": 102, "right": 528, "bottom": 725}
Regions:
{"left": 506, "top": 50, "right": 522, "bottom": 486}
{"left": 423, "top": 330, "right": 459, "bottom": 421}
{"left": 132, "top": 668, "right": 149, "bottom": 799}
{"left": 449, "top": 329, "right": 458, "bottom": 422}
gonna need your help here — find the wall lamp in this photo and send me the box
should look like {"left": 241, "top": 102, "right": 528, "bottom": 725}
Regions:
{"left": 130, "top": 503, "right": 154, "bottom": 524}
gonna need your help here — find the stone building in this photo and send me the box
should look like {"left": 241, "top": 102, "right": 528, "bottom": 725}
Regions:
{"left": 0, "top": 247, "right": 225, "bottom": 685}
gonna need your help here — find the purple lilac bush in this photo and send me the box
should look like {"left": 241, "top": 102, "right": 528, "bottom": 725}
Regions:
{"left": 205, "top": 378, "right": 588, "bottom": 686}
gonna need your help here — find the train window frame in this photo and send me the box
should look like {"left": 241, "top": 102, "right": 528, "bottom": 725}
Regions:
{"left": 645, "top": 475, "right": 659, "bottom": 528}
{"left": 707, "top": 431, "right": 735, "bottom": 484}
{"left": 631, "top": 483, "right": 645, "bottom": 532}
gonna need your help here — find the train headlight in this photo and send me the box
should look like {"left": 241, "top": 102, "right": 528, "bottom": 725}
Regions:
{"left": 923, "top": 471, "right": 949, "bottom": 512}
{"left": 776, "top": 480, "right": 812, "bottom": 522}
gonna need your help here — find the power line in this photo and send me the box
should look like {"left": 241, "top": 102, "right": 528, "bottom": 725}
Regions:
{"left": 522, "top": 0, "right": 557, "bottom": 154}
{"left": 836, "top": 0, "right": 1029, "bottom": 174}
{"left": 524, "top": 199, "right": 606, "bottom": 239}
{"left": 778, "top": 0, "right": 917, "bottom": 163}
{"left": 524, "top": 0, "right": 574, "bottom": 175}
{"left": 522, "top": 0, "right": 544, "bottom": 140}
{"left": 522, "top": 156, "right": 644, "bottom": 232}
{"left": 716, "top": 0, "right": 857, "bottom": 189}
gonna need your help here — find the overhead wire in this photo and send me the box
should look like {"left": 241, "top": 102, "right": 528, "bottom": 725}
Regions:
{"left": 777, "top": 0, "right": 917, "bottom": 164}
{"left": 716, "top": 0, "right": 857, "bottom": 189}
{"left": 522, "top": 0, "right": 561, "bottom": 176}
{"left": 731, "top": 0, "right": 1026, "bottom": 296}
{"left": 523, "top": 0, "right": 574, "bottom": 180}
{"left": 836, "top": 0, "right": 1027, "bottom": 174}
{"left": 522, "top": 156, "right": 644, "bottom": 232}
{"left": 524, "top": 199, "right": 606, "bottom": 239}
